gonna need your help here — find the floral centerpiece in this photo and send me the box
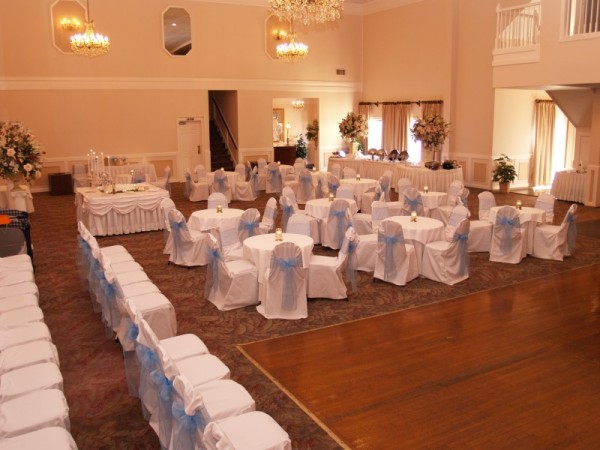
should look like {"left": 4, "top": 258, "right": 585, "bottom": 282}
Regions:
{"left": 339, "top": 112, "right": 368, "bottom": 151}
{"left": 0, "top": 122, "right": 43, "bottom": 183}
{"left": 411, "top": 114, "right": 450, "bottom": 150}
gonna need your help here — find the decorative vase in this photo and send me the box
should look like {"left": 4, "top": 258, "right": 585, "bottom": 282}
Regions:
{"left": 351, "top": 141, "right": 359, "bottom": 155}
{"left": 5, "top": 175, "right": 26, "bottom": 192}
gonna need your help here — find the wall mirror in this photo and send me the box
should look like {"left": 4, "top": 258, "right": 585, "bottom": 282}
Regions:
{"left": 273, "top": 108, "right": 285, "bottom": 142}
{"left": 51, "top": 0, "right": 86, "bottom": 54}
{"left": 163, "top": 7, "right": 191, "bottom": 56}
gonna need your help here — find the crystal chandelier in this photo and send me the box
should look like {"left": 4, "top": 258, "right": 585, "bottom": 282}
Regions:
{"left": 269, "top": 0, "right": 344, "bottom": 26}
{"left": 70, "top": 0, "right": 109, "bottom": 57}
{"left": 292, "top": 99, "right": 305, "bottom": 109}
{"left": 276, "top": 19, "right": 308, "bottom": 62}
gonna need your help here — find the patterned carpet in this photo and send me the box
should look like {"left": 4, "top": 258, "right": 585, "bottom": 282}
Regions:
{"left": 29, "top": 184, "right": 600, "bottom": 449}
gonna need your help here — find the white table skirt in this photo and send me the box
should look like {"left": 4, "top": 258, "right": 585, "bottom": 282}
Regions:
{"left": 327, "top": 158, "right": 463, "bottom": 193}
{"left": 340, "top": 178, "right": 378, "bottom": 209}
{"left": 489, "top": 206, "right": 546, "bottom": 255}
{"left": 188, "top": 208, "right": 244, "bottom": 232}
{"left": 243, "top": 233, "right": 314, "bottom": 302}
{"left": 387, "top": 216, "right": 445, "bottom": 271}
{"left": 304, "top": 198, "right": 358, "bottom": 220}
{"left": 76, "top": 186, "right": 169, "bottom": 236}
{"left": 420, "top": 191, "right": 448, "bottom": 209}
{"left": 108, "top": 163, "right": 157, "bottom": 183}
{"left": 551, "top": 170, "right": 586, "bottom": 203}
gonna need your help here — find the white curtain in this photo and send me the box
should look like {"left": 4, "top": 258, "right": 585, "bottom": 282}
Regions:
{"left": 533, "top": 100, "right": 555, "bottom": 187}
{"left": 382, "top": 104, "right": 411, "bottom": 152}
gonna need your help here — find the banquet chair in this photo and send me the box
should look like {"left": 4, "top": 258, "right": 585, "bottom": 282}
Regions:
{"left": 238, "top": 208, "right": 261, "bottom": 242}
{"left": 477, "top": 191, "right": 496, "bottom": 221}
{"left": 160, "top": 198, "right": 177, "bottom": 255}
{"left": 286, "top": 213, "right": 320, "bottom": 244}
{"left": 210, "top": 225, "right": 244, "bottom": 261}
{"left": 532, "top": 203, "right": 577, "bottom": 261}
{"left": 169, "top": 374, "right": 256, "bottom": 449}
{"left": 0, "top": 322, "right": 52, "bottom": 352}
{"left": 314, "top": 175, "right": 325, "bottom": 199}
{"left": 168, "top": 209, "right": 210, "bottom": 267}
{"left": 207, "top": 192, "right": 229, "bottom": 209}
{"left": 401, "top": 187, "right": 429, "bottom": 217}
{"left": 379, "top": 174, "right": 392, "bottom": 202}
{"left": 203, "top": 411, "right": 291, "bottom": 450}
{"left": 256, "top": 158, "right": 267, "bottom": 191}
{"left": 307, "top": 227, "right": 359, "bottom": 299}
{"left": 352, "top": 200, "right": 388, "bottom": 235}
{"left": 295, "top": 168, "right": 315, "bottom": 204}
{"left": 282, "top": 186, "right": 302, "bottom": 213}
{"left": 535, "top": 192, "right": 555, "bottom": 224}
{"left": 150, "top": 166, "right": 171, "bottom": 194}
{"left": 184, "top": 169, "right": 209, "bottom": 202}
{"left": 205, "top": 235, "right": 259, "bottom": 311}
{"left": 421, "top": 218, "right": 470, "bottom": 285}
{"left": 489, "top": 206, "right": 527, "bottom": 264}
{"left": 0, "top": 426, "right": 77, "bottom": 449}
{"left": 336, "top": 184, "right": 355, "bottom": 203}
{"left": 266, "top": 162, "right": 283, "bottom": 194}
{"left": 195, "top": 164, "right": 208, "bottom": 182}
{"left": 249, "top": 167, "right": 259, "bottom": 198}
{"left": 0, "top": 361, "right": 63, "bottom": 402}
{"left": 233, "top": 163, "right": 256, "bottom": 201}
{"left": 374, "top": 219, "right": 419, "bottom": 286}
{"left": 0, "top": 304, "right": 43, "bottom": 329}
{"left": 396, "top": 178, "right": 413, "bottom": 197}
{"left": 71, "top": 163, "right": 89, "bottom": 188}
{"left": 279, "top": 195, "right": 296, "bottom": 232}
{"left": 259, "top": 197, "right": 278, "bottom": 234}
{"left": 330, "top": 163, "right": 341, "bottom": 179}
{"left": 211, "top": 169, "right": 232, "bottom": 201}
{"left": 468, "top": 192, "right": 495, "bottom": 252}
{"left": 444, "top": 205, "right": 470, "bottom": 241}
{"left": 0, "top": 340, "right": 60, "bottom": 377}
{"left": 131, "top": 169, "right": 147, "bottom": 184}
{"left": 361, "top": 175, "right": 390, "bottom": 214}
{"left": 257, "top": 242, "right": 308, "bottom": 320}
{"left": 0, "top": 228, "right": 27, "bottom": 257}
{"left": 429, "top": 182, "right": 464, "bottom": 225}
{"left": 342, "top": 167, "right": 357, "bottom": 179}
{"left": 321, "top": 199, "right": 353, "bottom": 250}
{"left": 326, "top": 173, "right": 340, "bottom": 195}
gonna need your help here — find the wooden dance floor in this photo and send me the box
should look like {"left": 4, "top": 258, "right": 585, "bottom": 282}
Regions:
{"left": 239, "top": 264, "right": 600, "bottom": 449}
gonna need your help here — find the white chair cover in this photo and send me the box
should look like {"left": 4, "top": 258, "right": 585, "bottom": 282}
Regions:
{"left": 321, "top": 199, "right": 352, "bottom": 250}
{"left": 330, "top": 163, "right": 341, "bottom": 178}
{"left": 150, "top": 166, "right": 171, "bottom": 194}
{"left": 352, "top": 200, "right": 388, "bottom": 236}
{"left": 168, "top": 209, "right": 209, "bottom": 267}
{"left": 257, "top": 242, "right": 307, "bottom": 320}
{"left": 326, "top": 173, "right": 340, "bottom": 195}
{"left": 532, "top": 203, "right": 577, "bottom": 261}
{"left": 342, "top": 167, "right": 357, "bottom": 179}
{"left": 211, "top": 226, "right": 244, "bottom": 261}
{"left": 249, "top": 167, "right": 259, "bottom": 198}
{"left": 336, "top": 185, "right": 355, "bottom": 204}
{"left": 535, "top": 192, "right": 555, "bottom": 224}
{"left": 279, "top": 195, "right": 295, "bottom": 232}
{"left": 72, "top": 163, "right": 90, "bottom": 188}
{"left": 396, "top": 178, "right": 413, "bottom": 197}
{"left": 211, "top": 170, "right": 232, "bottom": 201}
{"left": 205, "top": 235, "right": 259, "bottom": 311}
{"left": 266, "top": 162, "right": 283, "bottom": 194}
{"left": 478, "top": 191, "right": 496, "bottom": 221}
{"left": 160, "top": 197, "right": 177, "bottom": 255}
{"left": 421, "top": 218, "right": 470, "bottom": 285}
{"left": 207, "top": 192, "right": 229, "bottom": 209}
{"left": 0, "top": 426, "right": 77, "bottom": 450}
{"left": 0, "top": 322, "right": 51, "bottom": 352}
{"left": 195, "top": 164, "right": 208, "bottom": 182}
{"left": 0, "top": 362, "right": 63, "bottom": 402}
{"left": 468, "top": 193, "right": 495, "bottom": 252}
{"left": 238, "top": 208, "right": 261, "bottom": 242}
{"left": 286, "top": 213, "right": 320, "bottom": 244}
{"left": 0, "top": 340, "right": 59, "bottom": 376}
{"left": 489, "top": 206, "right": 527, "bottom": 264}
{"left": 374, "top": 220, "right": 419, "bottom": 286}
{"left": 257, "top": 158, "right": 267, "bottom": 191}
{"left": 184, "top": 169, "right": 209, "bottom": 202}
{"left": 259, "top": 197, "right": 277, "bottom": 234}
{"left": 402, "top": 187, "right": 429, "bottom": 217}
{"left": 445, "top": 205, "right": 470, "bottom": 241}
{"left": 233, "top": 163, "right": 256, "bottom": 201}
{"left": 295, "top": 168, "right": 315, "bottom": 204}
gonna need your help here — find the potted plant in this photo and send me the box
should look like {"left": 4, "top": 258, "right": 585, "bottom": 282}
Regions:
{"left": 295, "top": 134, "right": 307, "bottom": 159}
{"left": 492, "top": 154, "right": 517, "bottom": 193}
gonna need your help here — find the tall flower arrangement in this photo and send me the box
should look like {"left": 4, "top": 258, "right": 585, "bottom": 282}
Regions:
{"left": 411, "top": 114, "right": 450, "bottom": 148}
{"left": 0, "top": 122, "right": 43, "bottom": 183}
{"left": 339, "top": 112, "right": 368, "bottom": 143}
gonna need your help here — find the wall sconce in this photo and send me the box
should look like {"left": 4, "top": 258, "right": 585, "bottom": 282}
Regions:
{"left": 272, "top": 29, "right": 288, "bottom": 41}
{"left": 61, "top": 17, "right": 81, "bottom": 31}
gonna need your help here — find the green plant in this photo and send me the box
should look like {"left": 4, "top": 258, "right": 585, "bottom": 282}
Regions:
{"left": 295, "top": 134, "right": 307, "bottom": 159}
{"left": 492, "top": 154, "right": 517, "bottom": 183}
{"left": 306, "top": 119, "right": 319, "bottom": 146}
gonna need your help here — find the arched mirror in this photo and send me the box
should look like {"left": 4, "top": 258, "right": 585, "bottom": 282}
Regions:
{"left": 163, "top": 7, "right": 191, "bottom": 56}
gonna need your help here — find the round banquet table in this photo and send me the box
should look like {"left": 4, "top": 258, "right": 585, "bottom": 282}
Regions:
{"left": 304, "top": 198, "right": 358, "bottom": 220}
{"left": 242, "top": 233, "right": 314, "bottom": 302}
{"left": 420, "top": 191, "right": 448, "bottom": 209}
{"left": 387, "top": 216, "right": 445, "bottom": 272}
{"left": 340, "top": 178, "right": 378, "bottom": 209}
{"left": 208, "top": 171, "right": 240, "bottom": 200}
{"left": 488, "top": 206, "right": 546, "bottom": 255}
{"left": 188, "top": 208, "right": 244, "bottom": 232}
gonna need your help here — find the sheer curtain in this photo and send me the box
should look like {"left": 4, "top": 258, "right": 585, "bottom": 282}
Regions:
{"left": 358, "top": 104, "right": 371, "bottom": 150}
{"left": 533, "top": 100, "right": 555, "bottom": 187}
{"left": 382, "top": 104, "right": 411, "bottom": 151}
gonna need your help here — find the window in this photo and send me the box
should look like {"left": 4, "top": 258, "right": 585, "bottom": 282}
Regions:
{"left": 367, "top": 118, "right": 382, "bottom": 150}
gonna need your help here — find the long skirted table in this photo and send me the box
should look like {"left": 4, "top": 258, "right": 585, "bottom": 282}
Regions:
{"left": 551, "top": 170, "right": 586, "bottom": 203}
{"left": 327, "top": 158, "right": 463, "bottom": 192}
{"left": 75, "top": 185, "right": 169, "bottom": 236}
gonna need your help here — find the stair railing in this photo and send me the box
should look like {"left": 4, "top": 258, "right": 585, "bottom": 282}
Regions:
{"left": 495, "top": 1, "right": 541, "bottom": 51}
{"left": 210, "top": 97, "right": 239, "bottom": 166}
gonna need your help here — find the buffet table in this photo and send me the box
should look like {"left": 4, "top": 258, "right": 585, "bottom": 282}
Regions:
{"left": 75, "top": 185, "right": 169, "bottom": 236}
{"left": 327, "top": 158, "right": 463, "bottom": 192}
{"left": 551, "top": 170, "right": 586, "bottom": 203}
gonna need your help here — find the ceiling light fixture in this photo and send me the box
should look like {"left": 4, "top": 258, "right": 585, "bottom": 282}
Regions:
{"left": 292, "top": 99, "right": 305, "bottom": 109}
{"left": 70, "top": 0, "right": 109, "bottom": 57}
{"left": 60, "top": 17, "right": 81, "bottom": 31}
{"left": 269, "top": 0, "right": 344, "bottom": 26}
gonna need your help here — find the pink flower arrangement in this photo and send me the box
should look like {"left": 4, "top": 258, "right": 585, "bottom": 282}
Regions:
{"left": 411, "top": 115, "right": 450, "bottom": 148}
{"left": 339, "top": 112, "right": 368, "bottom": 142}
{"left": 0, "top": 122, "right": 43, "bottom": 182}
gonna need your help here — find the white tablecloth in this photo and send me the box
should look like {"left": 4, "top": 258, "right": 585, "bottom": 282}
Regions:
{"left": 304, "top": 198, "right": 358, "bottom": 220}
{"left": 551, "top": 170, "right": 586, "bottom": 203}
{"left": 340, "top": 178, "right": 378, "bottom": 209}
{"left": 420, "top": 191, "right": 448, "bottom": 209}
{"left": 242, "top": 233, "right": 314, "bottom": 302}
{"left": 75, "top": 185, "right": 169, "bottom": 236}
{"left": 188, "top": 208, "right": 244, "bottom": 232}
{"left": 0, "top": 184, "right": 34, "bottom": 213}
{"left": 387, "top": 216, "right": 445, "bottom": 271}
{"left": 208, "top": 171, "right": 240, "bottom": 188}
{"left": 489, "top": 206, "right": 546, "bottom": 255}
{"left": 108, "top": 163, "right": 158, "bottom": 183}
{"left": 327, "top": 158, "right": 463, "bottom": 193}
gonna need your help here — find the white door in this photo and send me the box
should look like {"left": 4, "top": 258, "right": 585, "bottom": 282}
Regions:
{"left": 177, "top": 118, "right": 204, "bottom": 179}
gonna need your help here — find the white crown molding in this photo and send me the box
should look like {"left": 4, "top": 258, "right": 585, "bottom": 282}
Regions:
{"left": 361, "top": 0, "right": 424, "bottom": 15}
{"left": 0, "top": 76, "right": 362, "bottom": 93}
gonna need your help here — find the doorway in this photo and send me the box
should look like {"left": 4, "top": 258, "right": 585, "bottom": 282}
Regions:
{"left": 177, "top": 117, "right": 204, "bottom": 177}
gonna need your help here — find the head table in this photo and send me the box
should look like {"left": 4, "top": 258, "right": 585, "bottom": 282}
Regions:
{"left": 75, "top": 184, "right": 169, "bottom": 236}
{"left": 328, "top": 158, "right": 463, "bottom": 193}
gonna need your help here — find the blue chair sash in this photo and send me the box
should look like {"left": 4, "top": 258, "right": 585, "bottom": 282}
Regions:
{"left": 346, "top": 240, "right": 358, "bottom": 293}
{"left": 272, "top": 255, "right": 302, "bottom": 311}
{"left": 282, "top": 204, "right": 294, "bottom": 231}
{"left": 204, "top": 247, "right": 221, "bottom": 298}
{"left": 151, "top": 369, "right": 174, "bottom": 449}
{"left": 405, "top": 196, "right": 422, "bottom": 211}
{"left": 171, "top": 400, "right": 206, "bottom": 450}
{"left": 239, "top": 220, "right": 259, "bottom": 238}
{"left": 452, "top": 232, "right": 469, "bottom": 276}
{"left": 299, "top": 174, "right": 313, "bottom": 200}
{"left": 268, "top": 169, "right": 282, "bottom": 192}
{"left": 327, "top": 182, "right": 339, "bottom": 195}
{"left": 249, "top": 171, "right": 259, "bottom": 196}
{"left": 170, "top": 220, "right": 186, "bottom": 248}
{"left": 329, "top": 209, "right": 348, "bottom": 249}
{"left": 378, "top": 233, "right": 404, "bottom": 280}
{"left": 135, "top": 344, "right": 158, "bottom": 407}
{"left": 214, "top": 175, "right": 227, "bottom": 193}
{"left": 496, "top": 215, "right": 520, "bottom": 254}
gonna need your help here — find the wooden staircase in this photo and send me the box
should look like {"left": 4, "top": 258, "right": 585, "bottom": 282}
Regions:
{"left": 209, "top": 120, "right": 235, "bottom": 171}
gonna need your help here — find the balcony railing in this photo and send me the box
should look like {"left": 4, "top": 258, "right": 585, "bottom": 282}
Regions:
{"left": 495, "top": 1, "right": 541, "bottom": 51}
{"left": 564, "top": 0, "right": 600, "bottom": 36}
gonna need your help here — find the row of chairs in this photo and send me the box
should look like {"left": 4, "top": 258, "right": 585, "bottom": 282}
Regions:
{"left": 76, "top": 223, "right": 291, "bottom": 448}
{"left": 185, "top": 164, "right": 257, "bottom": 203}
{"left": 0, "top": 254, "right": 77, "bottom": 448}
